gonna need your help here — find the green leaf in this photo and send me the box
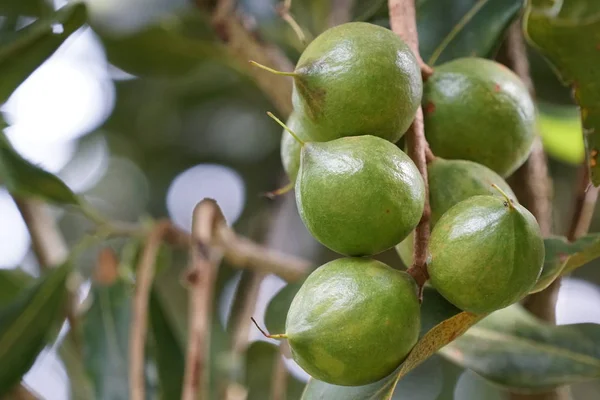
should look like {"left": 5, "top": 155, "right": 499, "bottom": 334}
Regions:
{"left": 0, "top": 0, "right": 53, "bottom": 17}
{"left": 418, "top": 0, "right": 524, "bottom": 65}
{"left": 82, "top": 281, "right": 131, "bottom": 400}
{"left": 0, "top": 262, "right": 71, "bottom": 396}
{"left": 301, "top": 289, "right": 483, "bottom": 400}
{"left": 245, "top": 341, "right": 305, "bottom": 400}
{"left": 524, "top": 0, "right": 600, "bottom": 186}
{"left": 0, "top": 2, "right": 87, "bottom": 103}
{"left": 531, "top": 234, "right": 600, "bottom": 293}
{"left": 93, "top": 9, "right": 227, "bottom": 78}
{"left": 538, "top": 103, "right": 585, "bottom": 165}
{"left": 440, "top": 304, "right": 600, "bottom": 392}
{"left": 0, "top": 268, "right": 33, "bottom": 305}
{"left": 0, "top": 129, "right": 79, "bottom": 204}
{"left": 149, "top": 289, "right": 184, "bottom": 400}
{"left": 265, "top": 282, "right": 303, "bottom": 335}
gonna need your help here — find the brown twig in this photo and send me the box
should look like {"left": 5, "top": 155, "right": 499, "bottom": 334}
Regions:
{"left": 129, "top": 220, "right": 173, "bottom": 400}
{"left": 388, "top": 0, "right": 434, "bottom": 80}
{"left": 567, "top": 165, "right": 599, "bottom": 242}
{"left": 501, "top": 21, "right": 565, "bottom": 400}
{"left": 389, "top": 0, "right": 433, "bottom": 292}
{"left": 271, "top": 344, "right": 289, "bottom": 400}
{"left": 328, "top": 0, "right": 355, "bottom": 28}
{"left": 181, "top": 199, "right": 225, "bottom": 400}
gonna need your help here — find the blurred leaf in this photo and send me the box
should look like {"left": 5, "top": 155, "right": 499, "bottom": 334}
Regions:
{"left": 0, "top": 0, "right": 53, "bottom": 17}
{"left": 353, "top": 0, "right": 387, "bottom": 22}
{"left": 59, "top": 330, "right": 95, "bottom": 400}
{"left": 301, "top": 289, "right": 483, "bottom": 400}
{"left": 453, "top": 370, "right": 508, "bottom": 400}
{"left": 82, "top": 281, "right": 131, "bottom": 400}
{"left": 0, "top": 129, "right": 79, "bottom": 204}
{"left": 94, "top": 10, "right": 228, "bottom": 78}
{"left": 0, "top": 268, "right": 32, "bottom": 304}
{"left": 0, "top": 2, "right": 87, "bottom": 103}
{"left": 265, "top": 282, "right": 303, "bottom": 335}
{"left": 418, "top": 0, "right": 524, "bottom": 65}
{"left": 149, "top": 289, "right": 184, "bottom": 400}
{"left": 538, "top": 103, "right": 585, "bottom": 164}
{"left": 441, "top": 304, "right": 600, "bottom": 392}
{"left": 525, "top": 0, "right": 600, "bottom": 186}
{"left": 531, "top": 234, "right": 600, "bottom": 293}
{"left": 245, "top": 341, "right": 305, "bottom": 400}
{"left": 0, "top": 262, "right": 71, "bottom": 396}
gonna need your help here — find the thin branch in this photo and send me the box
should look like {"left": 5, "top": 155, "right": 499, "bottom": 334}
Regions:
{"left": 182, "top": 199, "right": 225, "bottom": 400}
{"left": 229, "top": 270, "right": 266, "bottom": 354}
{"left": 567, "top": 164, "right": 599, "bottom": 242}
{"left": 389, "top": 0, "right": 432, "bottom": 292}
{"left": 271, "top": 344, "right": 289, "bottom": 400}
{"left": 129, "top": 220, "right": 173, "bottom": 400}
{"left": 328, "top": 0, "right": 355, "bottom": 28}
{"left": 5, "top": 384, "right": 40, "bottom": 400}
{"left": 388, "top": 0, "right": 433, "bottom": 80}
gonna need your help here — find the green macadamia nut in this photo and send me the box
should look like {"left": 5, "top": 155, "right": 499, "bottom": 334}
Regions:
{"left": 423, "top": 57, "right": 536, "bottom": 176}
{"left": 285, "top": 257, "right": 420, "bottom": 386}
{"left": 280, "top": 113, "right": 315, "bottom": 183}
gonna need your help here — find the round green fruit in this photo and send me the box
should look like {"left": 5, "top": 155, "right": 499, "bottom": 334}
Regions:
{"left": 423, "top": 57, "right": 536, "bottom": 176}
{"left": 292, "top": 22, "right": 422, "bottom": 143}
{"left": 428, "top": 193, "right": 544, "bottom": 314}
{"left": 280, "top": 113, "right": 315, "bottom": 183}
{"left": 396, "top": 158, "right": 516, "bottom": 267}
{"left": 296, "top": 135, "right": 425, "bottom": 256}
{"left": 284, "top": 257, "right": 420, "bottom": 386}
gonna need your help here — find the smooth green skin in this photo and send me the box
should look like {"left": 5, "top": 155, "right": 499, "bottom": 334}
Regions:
{"left": 296, "top": 135, "right": 425, "bottom": 256}
{"left": 285, "top": 258, "right": 420, "bottom": 386}
{"left": 280, "top": 113, "right": 315, "bottom": 183}
{"left": 429, "top": 195, "right": 544, "bottom": 314}
{"left": 423, "top": 57, "right": 536, "bottom": 177}
{"left": 292, "top": 22, "right": 422, "bottom": 143}
{"left": 396, "top": 158, "right": 516, "bottom": 266}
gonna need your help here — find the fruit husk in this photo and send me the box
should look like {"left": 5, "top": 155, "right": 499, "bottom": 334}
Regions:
{"left": 296, "top": 135, "right": 425, "bottom": 256}
{"left": 285, "top": 257, "right": 420, "bottom": 386}
{"left": 292, "top": 22, "right": 422, "bottom": 143}
{"left": 423, "top": 57, "right": 536, "bottom": 177}
{"left": 428, "top": 195, "right": 544, "bottom": 314}
{"left": 396, "top": 158, "right": 516, "bottom": 267}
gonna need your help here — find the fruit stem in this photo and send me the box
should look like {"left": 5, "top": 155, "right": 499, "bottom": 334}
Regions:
{"left": 491, "top": 183, "right": 515, "bottom": 209}
{"left": 263, "top": 182, "right": 294, "bottom": 199}
{"left": 267, "top": 112, "right": 305, "bottom": 146}
{"left": 251, "top": 317, "right": 288, "bottom": 340}
{"left": 249, "top": 61, "right": 298, "bottom": 77}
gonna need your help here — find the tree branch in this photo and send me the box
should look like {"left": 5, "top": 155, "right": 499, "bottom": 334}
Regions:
{"left": 181, "top": 199, "right": 225, "bottom": 400}
{"left": 567, "top": 165, "right": 598, "bottom": 242}
{"left": 129, "top": 220, "right": 174, "bottom": 400}
{"left": 388, "top": 0, "right": 433, "bottom": 80}
{"left": 389, "top": 0, "right": 433, "bottom": 291}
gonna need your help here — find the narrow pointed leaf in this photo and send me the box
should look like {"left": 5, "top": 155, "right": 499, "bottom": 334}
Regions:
{"left": 0, "top": 268, "right": 33, "bottom": 304}
{"left": 0, "top": 262, "right": 71, "bottom": 395}
{"left": 525, "top": 0, "right": 600, "bottom": 185}
{"left": 0, "top": 2, "right": 87, "bottom": 103}
{"left": 82, "top": 281, "right": 131, "bottom": 400}
{"left": 441, "top": 304, "right": 600, "bottom": 392}
{"left": 0, "top": 129, "right": 79, "bottom": 204}
{"left": 301, "top": 289, "right": 484, "bottom": 400}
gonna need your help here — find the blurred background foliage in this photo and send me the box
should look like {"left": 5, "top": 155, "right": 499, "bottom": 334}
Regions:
{"left": 0, "top": 0, "right": 599, "bottom": 399}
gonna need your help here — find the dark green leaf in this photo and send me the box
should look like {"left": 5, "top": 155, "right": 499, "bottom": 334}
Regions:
{"left": 532, "top": 234, "right": 600, "bottom": 293}
{"left": 265, "top": 282, "right": 303, "bottom": 335}
{"left": 441, "top": 304, "right": 600, "bottom": 392}
{"left": 418, "top": 0, "right": 524, "bottom": 65}
{"left": 245, "top": 341, "right": 305, "bottom": 400}
{"left": 0, "top": 2, "right": 87, "bottom": 103}
{"left": 59, "top": 330, "right": 95, "bottom": 400}
{"left": 0, "top": 268, "right": 32, "bottom": 305}
{"left": 94, "top": 10, "right": 227, "bottom": 78}
{"left": 82, "top": 281, "right": 131, "bottom": 400}
{"left": 525, "top": 0, "right": 600, "bottom": 185}
{"left": 0, "top": 0, "right": 53, "bottom": 18}
{"left": 0, "top": 129, "right": 79, "bottom": 204}
{"left": 149, "top": 289, "right": 184, "bottom": 400}
{"left": 0, "top": 262, "right": 71, "bottom": 396}
{"left": 301, "top": 289, "right": 483, "bottom": 400}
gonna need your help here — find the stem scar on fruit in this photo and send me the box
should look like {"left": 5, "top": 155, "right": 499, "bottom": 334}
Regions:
{"left": 250, "top": 316, "right": 288, "bottom": 339}
{"left": 491, "top": 183, "right": 515, "bottom": 209}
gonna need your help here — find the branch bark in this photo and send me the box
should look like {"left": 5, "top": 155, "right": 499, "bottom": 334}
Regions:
{"left": 389, "top": 0, "right": 433, "bottom": 291}
{"left": 181, "top": 199, "right": 225, "bottom": 400}
{"left": 567, "top": 165, "right": 599, "bottom": 242}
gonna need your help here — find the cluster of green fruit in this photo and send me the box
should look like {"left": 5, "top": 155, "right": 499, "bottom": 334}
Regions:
{"left": 258, "top": 22, "right": 545, "bottom": 387}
